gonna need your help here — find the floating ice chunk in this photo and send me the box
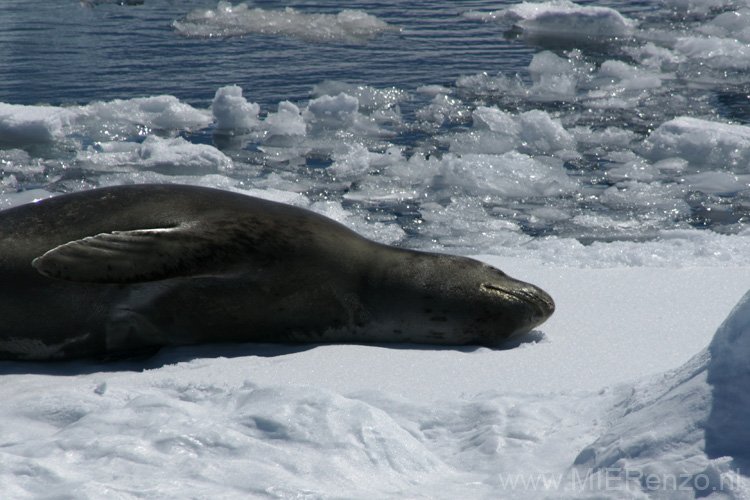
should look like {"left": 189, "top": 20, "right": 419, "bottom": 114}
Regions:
{"left": 450, "top": 106, "right": 521, "bottom": 154}
{"left": 306, "top": 93, "right": 359, "bottom": 125}
{"left": 516, "top": 110, "right": 576, "bottom": 153}
{"left": 415, "top": 94, "right": 471, "bottom": 126}
{"left": 528, "top": 51, "right": 579, "bottom": 97}
{"left": 661, "top": 0, "right": 743, "bottom": 16}
{"left": 0, "top": 96, "right": 213, "bottom": 146}
{"left": 572, "top": 126, "right": 636, "bottom": 149}
{"left": 303, "top": 93, "right": 388, "bottom": 138}
{"left": 347, "top": 149, "right": 578, "bottom": 222}
{"left": 0, "top": 188, "right": 54, "bottom": 210}
{"left": 642, "top": 117, "right": 750, "bottom": 169}
{"left": 212, "top": 85, "right": 260, "bottom": 132}
{"left": 310, "top": 199, "right": 405, "bottom": 244}
{"left": 77, "top": 95, "right": 213, "bottom": 140}
{"left": 675, "top": 35, "right": 750, "bottom": 70}
{"left": 653, "top": 157, "right": 689, "bottom": 172}
{"left": 455, "top": 71, "right": 527, "bottom": 99}
{"left": 596, "top": 60, "right": 663, "bottom": 91}
{"left": 173, "top": 2, "right": 398, "bottom": 44}
{"left": 625, "top": 42, "right": 686, "bottom": 72}
{"left": 599, "top": 180, "right": 690, "bottom": 220}
{"left": 328, "top": 143, "right": 382, "bottom": 181}
{"left": 466, "top": 0, "right": 635, "bottom": 39}
{"left": 264, "top": 101, "right": 306, "bottom": 137}
{"left": 349, "top": 151, "right": 441, "bottom": 198}
{"left": 260, "top": 101, "right": 307, "bottom": 153}
{"left": 312, "top": 81, "right": 407, "bottom": 112}
{"left": 700, "top": 8, "right": 750, "bottom": 43}
{"left": 333, "top": 144, "right": 403, "bottom": 182}
{"left": 446, "top": 131, "right": 514, "bottom": 156}
{"left": 529, "top": 50, "right": 575, "bottom": 76}
{"left": 463, "top": 50, "right": 662, "bottom": 109}
{"left": 472, "top": 106, "right": 520, "bottom": 134}
{"left": 415, "top": 85, "right": 452, "bottom": 96}
{"left": 0, "top": 148, "right": 45, "bottom": 175}
{"left": 683, "top": 171, "right": 750, "bottom": 195}
{"left": 77, "top": 136, "right": 232, "bottom": 173}
{"left": 440, "top": 152, "right": 577, "bottom": 198}
{"left": 450, "top": 107, "right": 574, "bottom": 155}
{"left": 605, "top": 159, "right": 658, "bottom": 183}
{"left": 135, "top": 136, "right": 232, "bottom": 172}
{"left": 0, "top": 103, "right": 76, "bottom": 144}
{"left": 419, "top": 196, "right": 531, "bottom": 252}
{"left": 309, "top": 84, "right": 404, "bottom": 130}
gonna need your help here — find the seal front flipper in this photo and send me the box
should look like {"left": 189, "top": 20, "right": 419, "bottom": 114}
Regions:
{"left": 31, "top": 223, "right": 239, "bottom": 284}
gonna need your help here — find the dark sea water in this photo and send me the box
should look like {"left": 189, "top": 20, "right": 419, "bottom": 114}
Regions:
{"left": 0, "top": 0, "right": 536, "bottom": 107}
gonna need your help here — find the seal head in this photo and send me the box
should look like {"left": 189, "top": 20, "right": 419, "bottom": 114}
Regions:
{"left": 356, "top": 248, "right": 555, "bottom": 345}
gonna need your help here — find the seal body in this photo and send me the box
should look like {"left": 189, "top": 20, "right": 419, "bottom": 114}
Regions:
{"left": 0, "top": 184, "right": 554, "bottom": 360}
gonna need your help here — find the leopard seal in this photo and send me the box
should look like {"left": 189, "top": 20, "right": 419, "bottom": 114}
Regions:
{"left": 0, "top": 184, "right": 554, "bottom": 361}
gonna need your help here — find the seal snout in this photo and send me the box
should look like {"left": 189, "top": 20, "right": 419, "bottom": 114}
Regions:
{"left": 518, "top": 284, "right": 555, "bottom": 321}
{"left": 480, "top": 281, "right": 556, "bottom": 325}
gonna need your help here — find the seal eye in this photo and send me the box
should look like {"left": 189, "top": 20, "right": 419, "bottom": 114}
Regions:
{"left": 481, "top": 264, "right": 507, "bottom": 277}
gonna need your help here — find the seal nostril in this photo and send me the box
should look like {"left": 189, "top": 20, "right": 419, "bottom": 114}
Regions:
{"left": 481, "top": 282, "right": 555, "bottom": 319}
{"left": 480, "top": 283, "right": 515, "bottom": 298}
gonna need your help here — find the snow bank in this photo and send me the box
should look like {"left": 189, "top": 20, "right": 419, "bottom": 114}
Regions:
{"left": 0, "top": 367, "right": 595, "bottom": 499}
{"left": 173, "top": 2, "right": 398, "bottom": 44}
{"left": 570, "top": 287, "right": 750, "bottom": 499}
{"left": 0, "top": 378, "right": 447, "bottom": 498}
{"left": 705, "top": 290, "right": 750, "bottom": 461}
{"left": 571, "top": 351, "right": 717, "bottom": 498}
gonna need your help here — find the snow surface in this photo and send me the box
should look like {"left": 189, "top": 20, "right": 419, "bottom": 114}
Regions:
{"left": 1, "top": 260, "right": 749, "bottom": 499}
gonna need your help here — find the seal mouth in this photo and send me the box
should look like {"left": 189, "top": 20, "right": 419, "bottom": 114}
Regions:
{"left": 480, "top": 283, "right": 556, "bottom": 320}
